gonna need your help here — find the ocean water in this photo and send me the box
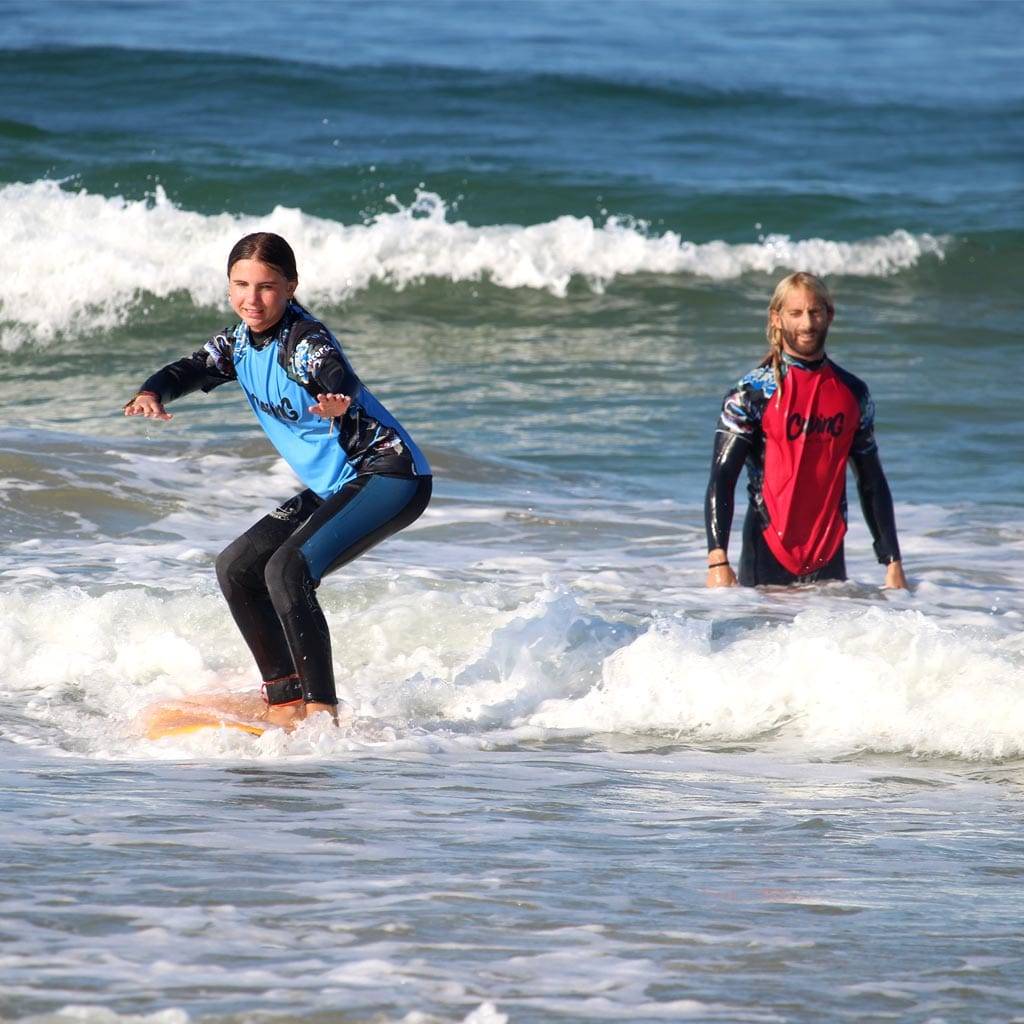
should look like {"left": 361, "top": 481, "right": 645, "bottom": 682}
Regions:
{"left": 1, "top": 1, "right": 1023, "bottom": 1021}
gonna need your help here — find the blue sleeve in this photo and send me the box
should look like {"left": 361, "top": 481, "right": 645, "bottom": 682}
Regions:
{"left": 718, "top": 367, "right": 772, "bottom": 439}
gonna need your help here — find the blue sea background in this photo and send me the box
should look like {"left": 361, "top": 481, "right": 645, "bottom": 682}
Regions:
{"left": 1, "top": 2, "right": 1023, "bottom": 1022}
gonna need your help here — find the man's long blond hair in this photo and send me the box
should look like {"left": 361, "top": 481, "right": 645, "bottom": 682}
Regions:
{"left": 763, "top": 272, "right": 835, "bottom": 399}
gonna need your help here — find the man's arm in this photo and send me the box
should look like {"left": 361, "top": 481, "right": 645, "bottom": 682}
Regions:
{"left": 847, "top": 381, "right": 908, "bottom": 590}
{"left": 704, "top": 373, "right": 768, "bottom": 588}
{"left": 849, "top": 448, "right": 907, "bottom": 590}
{"left": 705, "top": 431, "right": 749, "bottom": 587}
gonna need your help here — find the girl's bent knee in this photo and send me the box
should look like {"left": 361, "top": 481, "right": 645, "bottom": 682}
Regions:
{"left": 215, "top": 539, "right": 249, "bottom": 594}
{"left": 264, "top": 545, "right": 314, "bottom": 610}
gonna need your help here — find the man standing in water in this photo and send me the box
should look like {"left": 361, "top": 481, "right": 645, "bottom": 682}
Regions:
{"left": 704, "top": 272, "right": 908, "bottom": 589}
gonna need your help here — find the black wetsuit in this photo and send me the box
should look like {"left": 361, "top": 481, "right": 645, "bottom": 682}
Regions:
{"left": 139, "top": 302, "right": 431, "bottom": 705}
{"left": 705, "top": 354, "right": 900, "bottom": 586}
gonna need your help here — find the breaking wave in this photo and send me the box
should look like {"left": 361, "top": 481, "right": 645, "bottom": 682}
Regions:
{"left": 0, "top": 180, "right": 948, "bottom": 348}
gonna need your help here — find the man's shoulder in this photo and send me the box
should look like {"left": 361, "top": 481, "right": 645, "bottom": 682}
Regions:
{"left": 827, "top": 358, "right": 877, "bottom": 441}
{"left": 826, "top": 358, "right": 871, "bottom": 401}
{"left": 734, "top": 363, "right": 778, "bottom": 398}
{"left": 718, "top": 363, "right": 775, "bottom": 435}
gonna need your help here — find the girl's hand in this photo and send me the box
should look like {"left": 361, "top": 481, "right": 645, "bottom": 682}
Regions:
{"left": 124, "top": 392, "right": 172, "bottom": 420}
{"left": 308, "top": 393, "right": 352, "bottom": 419}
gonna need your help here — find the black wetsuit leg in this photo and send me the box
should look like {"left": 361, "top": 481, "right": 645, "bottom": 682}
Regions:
{"left": 263, "top": 474, "right": 432, "bottom": 704}
{"left": 215, "top": 490, "right": 322, "bottom": 685}
{"left": 738, "top": 505, "right": 846, "bottom": 587}
{"left": 216, "top": 475, "right": 431, "bottom": 703}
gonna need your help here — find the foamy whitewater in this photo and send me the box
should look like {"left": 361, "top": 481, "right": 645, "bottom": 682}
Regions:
{"left": 2, "top": 2, "right": 1023, "bottom": 1022}
{"left": 0, "top": 181, "right": 947, "bottom": 347}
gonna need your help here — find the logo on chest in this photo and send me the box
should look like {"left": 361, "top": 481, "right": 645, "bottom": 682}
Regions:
{"left": 785, "top": 410, "right": 846, "bottom": 442}
{"left": 242, "top": 386, "right": 300, "bottom": 423}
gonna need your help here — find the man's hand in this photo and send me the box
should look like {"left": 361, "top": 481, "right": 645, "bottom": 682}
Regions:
{"left": 706, "top": 549, "right": 738, "bottom": 588}
{"left": 308, "top": 393, "right": 352, "bottom": 419}
{"left": 883, "top": 560, "right": 909, "bottom": 590}
{"left": 124, "top": 392, "right": 172, "bottom": 420}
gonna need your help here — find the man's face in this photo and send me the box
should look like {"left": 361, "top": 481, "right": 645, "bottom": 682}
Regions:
{"left": 771, "top": 285, "right": 833, "bottom": 359}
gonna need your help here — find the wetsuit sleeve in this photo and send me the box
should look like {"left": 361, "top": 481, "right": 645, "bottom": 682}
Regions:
{"left": 140, "top": 331, "right": 236, "bottom": 402}
{"left": 850, "top": 385, "right": 879, "bottom": 457}
{"left": 705, "top": 430, "right": 750, "bottom": 552}
{"left": 850, "top": 448, "right": 901, "bottom": 564}
{"left": 704, "top": 377, "right": 764, "bottom": 551}
{"left": 289, "top": 329, "right": 359, "bottom": 396}
{"left": 718, "top": 378, "right": 764, "bottom": 440}
{"left": 312, "top": 350, "right": 359, "bottom": 396}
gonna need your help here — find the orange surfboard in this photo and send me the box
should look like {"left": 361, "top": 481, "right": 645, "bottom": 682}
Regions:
{"left": 140, "top": 696, "right": 267, "bottom": 740}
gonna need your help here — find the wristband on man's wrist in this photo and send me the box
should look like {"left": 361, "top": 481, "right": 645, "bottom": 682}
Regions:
{"left": 707, "top": 560, "right": 730, "bottom": 569}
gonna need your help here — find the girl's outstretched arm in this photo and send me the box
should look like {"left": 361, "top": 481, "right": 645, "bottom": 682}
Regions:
{"left": 122, "top": 334, "right": 236, "bottom": 421}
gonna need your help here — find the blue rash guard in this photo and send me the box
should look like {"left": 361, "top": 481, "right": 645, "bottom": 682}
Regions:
{"left": 232, "top": 324, "right": 355, "bottom": 498}
{"left": 141, "top": 301, "right": 429, "bottom": 496}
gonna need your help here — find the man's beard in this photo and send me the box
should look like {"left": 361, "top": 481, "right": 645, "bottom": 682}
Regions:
{"left": 781, "top": 324, "right": 829, "bottom": 358}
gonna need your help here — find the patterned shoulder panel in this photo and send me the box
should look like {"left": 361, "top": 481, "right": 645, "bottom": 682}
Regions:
{"left": 718, "top": 364, "right": 776, "bottom": 438}
{"left": 202, "top": 329, "right": 239, "bottom": 376}
{"left": 275, "top": 303, "right": 340, "bottom": 386}
{"left": 290, "top": 328, "right": 338, "bottom": 386}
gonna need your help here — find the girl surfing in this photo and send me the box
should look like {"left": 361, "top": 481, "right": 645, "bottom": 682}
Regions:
{"left": 125, "top": 232, "right": 431, "bottom": 729}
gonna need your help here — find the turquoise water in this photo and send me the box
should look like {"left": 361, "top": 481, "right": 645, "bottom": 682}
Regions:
{"left": 1, "top": 2, "right": 1023, "bottom": 1022}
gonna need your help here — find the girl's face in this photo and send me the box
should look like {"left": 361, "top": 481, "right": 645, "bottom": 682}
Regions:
{"left": 228, "top": 258, "right": 297, "bottom": 333}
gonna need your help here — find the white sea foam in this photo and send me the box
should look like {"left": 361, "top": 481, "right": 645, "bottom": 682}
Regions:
{"left": 0, "top": 180, "right": 948, "bottom": 348}
{"left": 6, "top": 1003, "right": 506, "bottom": 1024}
{"left": 9, "top": 1012, "right": 190, "bottom": 1024}
{"left": 2, "top": 578, "right": 1021, "bottom": 763}
{"left": 525, "top": 606, "right": 1024, "bottom": 759}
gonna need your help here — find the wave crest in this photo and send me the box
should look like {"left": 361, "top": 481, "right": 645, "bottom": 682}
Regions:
{"left": 0, "top": 180, "right": 947, "bottom": 348}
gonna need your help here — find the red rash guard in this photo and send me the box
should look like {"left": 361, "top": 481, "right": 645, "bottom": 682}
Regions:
{"left": 760, "top": 360, "right": 861, "bottom": 575}
{"left": 704, "top": 353, "right": 901, "bottom": 586}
